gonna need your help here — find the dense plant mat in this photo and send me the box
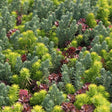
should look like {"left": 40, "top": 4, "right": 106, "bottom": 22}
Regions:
{"left": 0, "top": 0, "right": 112, "bottom": 111}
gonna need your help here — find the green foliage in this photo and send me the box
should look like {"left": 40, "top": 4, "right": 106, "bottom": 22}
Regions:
{"left": 0, "top": 0, "right": 112, "bottom": 111}
{"left": 72, "top": 61, "right": 84, "bottom": 90}
{"left": 105, "top": 36, "right": 112, "bottom": 50}
{"left": 74, "top": 84, "right": 110, "bottom": 109}
{"left": 94, "top": 105, "right": 110, "bottom": 112}
{"left": 34, "top": 43, "right": 48, "bottom": 58}
{"left": 2, "top": 102, "right": 23, "bottom": 112}
{"left": 65, "top": 83, "right": 75, "bottom": 94}
{"left": 3, "top": 49, "right": 20, "bottom": 69}
{"left": 91, "top": 21, "right": 110, "bottom": 38}
{"left": 90, "top": 36, "right": 108, "bottom": 55}
{"left": 0, "top": 28, "right": 10, "bottom": 50}
{"left": 73, "top": 0, "right": 98, "bottom": 20}
{"left": 31, "top": 59, "right": 42, "bottom": 80}
{"left": 22, "top": 13, "right": 32, "bottom": 24}
{"left": 42, "top": 84, "right": 65, "bottom": 112}
{"left": 8, "top": 84, "right": 19, "bottom": 104}
{"left": 8, "top": 0, "right": 21, "bottom": 13}
{"left": 41, "top": 14, "right": 55, "bottom": 32}
{"left": 12, "top": 68, "right": 31, "bottom": 88}
{"left": 84, "top": 60, "right": 102, "bottom": 83}
{"left": 75, "top": 93, "right": 89, "bottom": 109}
{"left": 33, "top": 0, "right": 54, "bottom": 19}
{"left": 24, "top": 15, "right": 40, "bottom": 34}
{"left": 1, "top": 7, "right": 16, "bottom": 32}
{"left": 56, "top": 12, "right": 78, "bottom": 47}
{"left": 19, "top": 68, "right": 31, "bottom": 88}
{"left": 61, "top": 64, "right": 71, "bottom": 84}
{"left": 52, "top": 105, "right": 64, "bottom": 112}
{"left": 30, "top": 90, "right": 47, "bottom": 105}
{"left": 86, "top": 13, "right": 97, "bottom": 28}
{"left": 0, "top": 62, "right": 12, "bottom": 82}
{"left": 18, "top": 30, "right": 37, "bottom": 52}
{"left": 96, "top": 68, "right": 112, "bottom": 96}
{"left": 31, "top": 105, "right": 45, "bottom": 112}
{"left": 97, "top": 0, "right": 110, "bottom": 26}
{"left": 103, "top": 49, "right": 112, "bottom": 72}
{"left": 0, "top": 83, "right": 10, "bottom": 107}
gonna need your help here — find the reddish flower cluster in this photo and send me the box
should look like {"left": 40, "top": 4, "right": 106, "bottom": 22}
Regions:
{"left": 7, "top": 29, "right": 19, "bottom": 39}
{"left": 48, "top": 73, "right": 62, "bottom": 83}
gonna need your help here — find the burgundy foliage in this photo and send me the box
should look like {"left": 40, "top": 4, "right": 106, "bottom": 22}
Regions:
{"left": 29, "top": 80, "right": 39, "bottom": 92}
{"left": 62, "top": 46, "right": 82, "bottom": 58}
{"left": 75, "top": 83, "right": 90, "bottom": 95}
{"left": 39, "top": 84, "right": 49, "bottom": 91}
{"left": 80, "top": 104, "right": 95, "bottom": 112}
{"left": 16, "top": 15, "right": 22, "bottom": 26}
{"left": 61, "top": 102, "right": 79, "bottom": 112}
{"left": 96, "top": 19, "right": 100, "bottom": 24}
{"left": 60, "top": 58, "right": 69, "bottom": 65}
{"left": 29, "top": 81, "right": 49, "bottom": 92}
{"left": 67, "top": 94, "right": 76, "bottom": 103}
{"left": 21, "top": 54, "right": 27, "bottom": 62}
{"left": 7, "top": 29, "right": 19, "bottom": 39}
{"left": 55, "top": 21, "right": 59, "bottom": 27}
{"left": 77, "top": 18, "right": 89, "bottom": 32}
{"left": 48, "top": 73, "right": 62, "bottom": 83}
{"left": 18, "top": 89, "right": 32, "bottom": 112}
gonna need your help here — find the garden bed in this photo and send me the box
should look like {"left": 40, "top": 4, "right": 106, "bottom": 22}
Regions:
{"left": 0, "top": 0, "right": 112, "bottom": 112}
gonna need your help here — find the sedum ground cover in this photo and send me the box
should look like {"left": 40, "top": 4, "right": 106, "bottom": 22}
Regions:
{"left": 0, "top": 0, "right": 112, "bottom": 111}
